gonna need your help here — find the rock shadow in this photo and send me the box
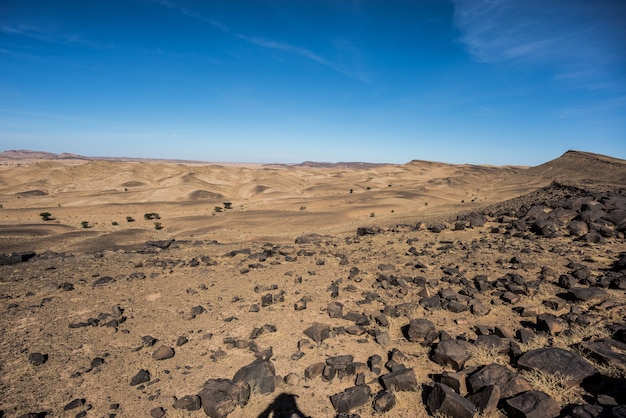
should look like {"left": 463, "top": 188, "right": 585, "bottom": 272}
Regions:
{"left": 257, "top": 393, "right": 310, "bottom": 418}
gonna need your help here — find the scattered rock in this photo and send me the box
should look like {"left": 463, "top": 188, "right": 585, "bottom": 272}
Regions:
{"left": 372, "top": 390, "right": 396, "bottom": 414}
{"left": 173, "top": 395, "right": 201, "bottom": 411}
{"left": 149, "top": 407, "right": 166, "bottom": 418}
{"left": 431, "top": 338, "right": 472, "bottom": 370}
{"left": 198, "top": 378, "right": 250, "bottom": 418}
{"left": 63, "top": 398, "right": 86, "bottom": 411}
{"left": 330, "top": 385, "right": 371, "bottom": 414}
{"left": 303, "top": 323, "right": 332, "bottom": 344}
{"left": 579, "top": 338, "right": 626, "bottom": 371}
{"left": 427, "top": 383, "right": 475, "bottom": 418}
{"left": 440, "top": 370, "right": 468, "bottom": 396}
{"left": 28, "top": 353, "right": 48, "bottom": 366}
{"left": 380, "top": 368, "right": 418, "bottom": 391}
{"left": 129, "top": 369, "right": 151, "bottom": 386}
{"left": 468, "top": 363, "right": 531, "bottom": 399}
{"left": 152, "top": 345, "right": 175, "bottom": 360}
{"left": 406, "top": 318, "right": 438, "bottom": 346}
{"left": 233, "top": 359, "right": 276, "bottom": 394}
{"left": 504, "top": 390, "right": 561, "bottom": 418}
{"left": 466, "top": 384, "right": 500, "bottom": 415}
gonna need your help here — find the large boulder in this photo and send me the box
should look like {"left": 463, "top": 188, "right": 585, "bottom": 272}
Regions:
{"left": 233, "top": 359, "right": 276, "bottom": 394}
{"left": 517, "top": 347, "right": 597, "bottom": 387}
{"left": 431, "top": 339, "right": 472, "bottom": 370}
{"left": 380, "top": 368, "right": 418, "bottom": 392}
{"left": 468, "top": 363, "right": 531, "bottom": 399}
{"left": 579, "top": 338, "right": 626, "bottom": 371}
{"left": 427, "top": 383, "right": 475, "bottom": 418}
{"left": 198, "top": 378, "right": 250, "bottom": 418}
{"left": 330, "top": 385, "right": 371, "bottom": 414}
{"left": 406, "top": 318, "right": 438, "bottom": 346}
{"left": 504, "top": 390, "right": 560, "bottom": 418}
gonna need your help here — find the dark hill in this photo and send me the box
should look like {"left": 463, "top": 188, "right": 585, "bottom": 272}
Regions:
{"left": 527, "top": 150, "right": 626, "bottom": 187}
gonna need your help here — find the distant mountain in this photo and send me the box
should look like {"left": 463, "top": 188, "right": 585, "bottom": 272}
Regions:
{"left": 0, "top": 150, "right": 81, "bottom": 160}
{"left": 296, "top": 161, "right": 387, "bottom": 169}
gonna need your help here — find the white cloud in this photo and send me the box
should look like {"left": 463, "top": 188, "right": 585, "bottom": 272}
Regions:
{"left": 452, "top": 0, "right": 626, "bottom": 89}
{"left": 151, "top": 0, "right": 367, "bottom": 82}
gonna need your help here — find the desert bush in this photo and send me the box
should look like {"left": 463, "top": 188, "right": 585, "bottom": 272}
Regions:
{"left": 214, "top": 206, "right": 223, "bottom": 213}
{"left": 370, "top": 212, "right": 375, "bottom": 217}
{"left": 112, "top": 221, "right": 119, "bottom": 226}
{"left": 223, "top": 202, "right": 232, "bottom": 209}
{"left": 519, "top": 369, "right": 578, "bottom": 405}
{"left": 81, "top": 221, "right": 90, "bottom": 229}
{"left": 40, "top": 212, "right": 53, "bottom": 221}
{"left": 555, "top": 324, "right": 611, "bottom": 347}
{"left": 349, "top": 189, "right": 353, "bottom": 194}
{"left": 126, "top": 216, "right": 135, "bottom": 222}
{"left": 466, "top": 344, "right": 510, "bottom": 367}
{"left": 154, "top": 222, "right": 163, "bottom": 230}
{"left": 300, "top": 206, "right": 306, "bottom": 211}
{"left": 144, "top": 212, "right": 160, "bottom": 220}
{"left": 518, "top": 334, "right": 551, "bottom": 353}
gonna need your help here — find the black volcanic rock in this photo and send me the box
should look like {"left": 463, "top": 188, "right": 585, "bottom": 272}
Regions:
{"left": 468, "top": 363, "right": 531, "bottom": 399}
{"left": 233, "top": 359, "right": 276, "bottom": 394}
{"left": 330, "top": 385, "right": 371, "bottom": 414}
{"left": 173, "top": 395, "right": 201, "bottom": 411}
{"left": 517, "top": 347, "right": 597, "bottom": 387}
{"left": 504, "top": 390, "right": 560, "bottom": 418}
{"left": 372, "top": 390, "right": 396, "bottom": 413}
{"left": 427, "top": 383, "right": 475, "bottom": 418}
{"left": 28, "top": 352, "right": 48, "bottom": 366}
{"left": 431, "top": 338, "right": 472, "bottom": 370}
{"left": 380, "top": 368, "right": 418, "bottom": 392}
{"left": 406, "top": 318, "right": 437, "bottom": 346}
{"left": 304, "top": 323, "right": 332, "bottom": 344}
{"left": 198, "top": 378, "right": 250, "bottom": 418}
{"left": 129, "top": 369, "right": 150, "bottom": 386}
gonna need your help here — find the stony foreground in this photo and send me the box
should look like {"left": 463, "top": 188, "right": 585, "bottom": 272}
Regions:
{"left": 1, "top": 184, "right": 625, "bottom": 417}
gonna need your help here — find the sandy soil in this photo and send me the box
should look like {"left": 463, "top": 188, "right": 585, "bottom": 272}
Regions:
{"left": 0, "top": 150, "right": 625, "bottom": 418}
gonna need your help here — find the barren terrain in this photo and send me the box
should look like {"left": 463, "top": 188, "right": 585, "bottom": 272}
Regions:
{"left": 0, "top": 150, "right": 625, "bottom": 418}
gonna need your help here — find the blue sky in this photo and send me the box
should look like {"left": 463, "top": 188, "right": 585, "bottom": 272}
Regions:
{"left": 1, "top": 0, "right": 625, "bottom": 165}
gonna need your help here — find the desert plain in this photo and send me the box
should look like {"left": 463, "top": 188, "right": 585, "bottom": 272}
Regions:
{"left": 0, "top": 149, "right": 625, "bottom": 418}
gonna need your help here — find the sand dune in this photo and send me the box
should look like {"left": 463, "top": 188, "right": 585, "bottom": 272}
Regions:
{"left": 0, "top": 150, "right": 624, "bottom": 253}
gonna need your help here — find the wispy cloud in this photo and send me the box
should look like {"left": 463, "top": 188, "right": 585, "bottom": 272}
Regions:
{"left": 151, "top": 0, "right": 366, "bottom": 82}
{"left": 0, "top": 22, "right": 100, "bottom": 49}
{"left": 236, "top": 34, "right": 367, "bottom": 81}
{"left": 452, "top": 0, "right": 626, "bottom": 90}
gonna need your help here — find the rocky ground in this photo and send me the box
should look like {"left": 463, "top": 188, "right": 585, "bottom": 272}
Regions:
{"left": 1, "top": 182, "right": 625, "bottom": 418}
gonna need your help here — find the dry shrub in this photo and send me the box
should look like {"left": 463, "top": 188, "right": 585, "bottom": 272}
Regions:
{"left": 466, "top": 344, "right": 510, "bottom": 368}
{"left": 590, "top": 360, "right": 626, "bottom": 379}
{"left": 517, "top": 334, "right": 551, "bottom": 353}
{"left": 519, "top": 369, "right": 581, "bottom": 405}
{"left": 572, "top": 346, "right": 626, "bottom": 379}
{"left": 554, "top": 324, "right": 611, "bottom": 347}
{"left": 383, "top": 386, "right": 430, "bottom": 417}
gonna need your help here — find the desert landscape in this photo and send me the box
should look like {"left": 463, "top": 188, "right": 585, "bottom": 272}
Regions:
{"left": 0, "top": 149, "right": 625, "bottom": 418}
